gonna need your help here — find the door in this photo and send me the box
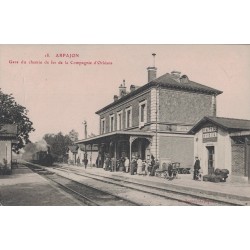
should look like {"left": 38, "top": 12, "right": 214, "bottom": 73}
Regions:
{"left": 207, "top": 146, "right": 215, "bottom": 174}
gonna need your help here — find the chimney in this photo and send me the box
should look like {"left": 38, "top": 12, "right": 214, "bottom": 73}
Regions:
{"left": 180, "top": 75, "right": 189, "bottom": 84}
{"left": 147, "top": 53, "right": 157, "bottom": 82}
{"left": 119, "top": 79, "right": 127, "bottom": 97}
{"left": 113, "top": 95, "right": 118, "bottom": 102}
{"left": 130, "top": 84, "right": 136, "bottom": 92}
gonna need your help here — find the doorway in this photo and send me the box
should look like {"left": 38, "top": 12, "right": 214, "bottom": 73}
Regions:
{"left": 206, "top": 146, "right": 215, "bottom": 174}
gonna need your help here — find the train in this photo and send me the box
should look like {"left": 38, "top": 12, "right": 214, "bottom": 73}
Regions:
{"left": 31, "top": 150, "right": 54, "bottom": 166}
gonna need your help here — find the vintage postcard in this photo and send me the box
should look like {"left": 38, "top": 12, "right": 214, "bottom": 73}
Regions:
{"left": 1, "top": 44, "right": 250, "bottom": 206}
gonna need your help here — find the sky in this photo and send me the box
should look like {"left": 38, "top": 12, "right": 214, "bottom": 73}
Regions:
{"left": 0, "top": 44, "right": 250, "bottom": 142}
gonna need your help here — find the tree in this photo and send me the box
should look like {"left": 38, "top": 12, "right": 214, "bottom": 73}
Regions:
{"left": 43, "top": 132, "right": 72, "bottom": 161}
{"left": 68, "top": 129, "right": 79, "bottom": 142}
{"left": 0, "top": 89, "right": 35, "bottom": 153}
{"left": 43, "top": 130, "right": 79, "bottom": 162}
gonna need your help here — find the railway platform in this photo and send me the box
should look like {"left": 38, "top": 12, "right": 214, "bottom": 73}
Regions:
{"left": 61, "top": 164, "right": 250, "bottom": 204}
{"left": 0, "top": 164, "right": 82, "bottom": 206}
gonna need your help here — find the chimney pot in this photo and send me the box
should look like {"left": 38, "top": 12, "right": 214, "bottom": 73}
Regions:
{"left": 130, "top": 84, "right": 136, "bottom": 92}
{"left": 119, "top": 80, "right": 127, "bottom": 97}
{"left": 113, "top": 95, "right": 118, "bottom": 102}
{"left": 147, "top": 53, "right": 157, "bottom": 82}
{"left": 180, "top": 75, "right": 189, "bottom": 84}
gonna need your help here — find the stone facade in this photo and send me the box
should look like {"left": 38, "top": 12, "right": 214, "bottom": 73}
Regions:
{"left": 99, "top": 90, "right": 151, "bottom": 133}
{"left": 231, "top": 143, "right": 246, "bottom": 176}
{"left": 159, "top": 134, "right": 194, "bottom": 168}
{"left": 81, "top": 70, "right": 222, "bottom": 168}
{"left": 159, "top": 89, "right": 214, "bottom": 125}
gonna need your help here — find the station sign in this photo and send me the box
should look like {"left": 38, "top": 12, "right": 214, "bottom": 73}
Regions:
{"left": 202, "top": 126, "right": 218, "bottom": 142}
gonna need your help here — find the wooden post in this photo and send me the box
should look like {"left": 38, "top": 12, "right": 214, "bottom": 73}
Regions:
{"left": 90, "top": 144, "right": 92, "bottom": 168}
{"left": 114, "top": 141, "right": 117, "bottom": 172}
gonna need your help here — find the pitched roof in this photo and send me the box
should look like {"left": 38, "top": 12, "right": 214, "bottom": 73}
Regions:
{"left": 96, "top": 72, "right": 222, "bottom": 114}
{"left": 189, "top": 116, "right": 250, "bottom": 134}
{"left": 68, "top": 145, "right": 79, "bottom": 153}
{"left": 0, "top": 124, "right": 17, "bottom": 139}
{"left": 152, "top": 73, "right": 223, "bottom": 95}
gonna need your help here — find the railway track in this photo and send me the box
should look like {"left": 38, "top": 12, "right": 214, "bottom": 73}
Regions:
{"left": 51, "top": 166, "right": 243, "bottom": 206}
{"left": 25, "top": 161, "right": 244, "bottom": 206}
{"left": 25, "top": 162, "right": 140, "bottom": 206}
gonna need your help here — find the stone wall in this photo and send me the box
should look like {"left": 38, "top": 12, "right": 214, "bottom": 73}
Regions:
{"left": 159, "top": 88, "right": 214, "bottom": 125}
{"left": 99, "top": 90, "right": 151, "bottom": 133}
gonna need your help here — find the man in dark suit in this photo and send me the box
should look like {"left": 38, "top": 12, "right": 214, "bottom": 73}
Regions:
{"left": 193, "top": 157, "right": 200, "bottom": 180}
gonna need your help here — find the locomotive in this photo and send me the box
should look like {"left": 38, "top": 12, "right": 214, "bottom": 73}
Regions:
{"left": 31, "top": 147, "right": 54, "bottom": 166}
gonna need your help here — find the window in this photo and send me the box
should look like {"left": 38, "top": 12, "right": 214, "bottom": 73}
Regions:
{"left": 117, "top": 110, "right": 123, "bottom": 130}
{"left": 139, "top": 100, "right": 147, "bottom": 124}
{"left": 101, "top": 118, "right": 105, "bottom": 134}
{"left": 109, "top": 114, "right": 115, "bottom": 132}
{"left": 125, "top": 107, "right": 132, "bottom": 128}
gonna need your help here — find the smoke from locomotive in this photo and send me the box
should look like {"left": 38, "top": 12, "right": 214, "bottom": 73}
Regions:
{"left": 22, "top": 140, "right": 54, "bottom": 166}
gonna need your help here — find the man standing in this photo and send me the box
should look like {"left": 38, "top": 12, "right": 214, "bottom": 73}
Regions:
{"left": 193, "top": 157, "right": 200, "bottom": 180}
{"left": 84, "top": 153, "right": 88, "bottom": 169}
{"left": 124, "top": 157, "right": 130, "bottom": 173}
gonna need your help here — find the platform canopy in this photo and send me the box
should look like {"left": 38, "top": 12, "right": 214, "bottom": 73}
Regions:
{"left": 75, "top": 131, "right": 154, "bottom": 145}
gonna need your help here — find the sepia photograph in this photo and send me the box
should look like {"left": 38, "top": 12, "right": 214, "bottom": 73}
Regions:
{"left": 1, "top": 44, "right": 250, "bottom": 206}
{"left": 1, "top": 1, "right": 250, "bottom": 250}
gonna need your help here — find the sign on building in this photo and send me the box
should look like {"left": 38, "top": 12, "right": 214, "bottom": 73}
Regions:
{"left": 202, "top": 126, "right": 218, "bottom": 142}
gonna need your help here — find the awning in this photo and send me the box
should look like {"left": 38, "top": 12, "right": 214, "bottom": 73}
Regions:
{"left": 76, "top": 131, "right": 154, "bottom": 145}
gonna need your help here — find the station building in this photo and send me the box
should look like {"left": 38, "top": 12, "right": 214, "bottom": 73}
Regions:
{"left": 189, "top": 116, "right": 250, "bottom": 181}
{"left": 76, "top": 65, "right": 222, "bottom": 170}
{"left": 0, "top": 124, "right": 17, "bottom": 173}
{"left": 67, "top": 144, "right": 98, "bottom": 165}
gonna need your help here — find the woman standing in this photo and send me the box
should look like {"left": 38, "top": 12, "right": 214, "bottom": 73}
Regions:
{"left": 137, "top": 156, "right": 143, "bottom": 175}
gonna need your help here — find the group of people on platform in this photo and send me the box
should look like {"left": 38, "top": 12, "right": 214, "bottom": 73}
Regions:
{"left": 102, "top": 154, "right": 160, "bottom": 176}
{"left": 72, "top": 153, "right": 202, "bottom": 181}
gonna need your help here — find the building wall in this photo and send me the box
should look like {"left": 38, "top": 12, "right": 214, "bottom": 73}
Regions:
{"left": 99, "top": 90, "right": 151, "bottom": 133}
{"left": 158, "top": 134, "right": 194, "bottom": 168}
{"left": 159, "top": 89, "right": 214, "bottom": 125}
{"left": 231, "top": 143, "right": 246, "bottom": 176}
{"left": 150, "top": 88, "right": 159, "bottom": 131}
{"left": 0, "top": 140, "right": 12, "bottom": 169}
{"left": 194, "top": 127, "right": 232, "bottom": 175}
{"left": 77, "top": 149, "right": 98, "bottom": 166}
{"left": 68, "top": 151, "right": 75, "bottom": 163}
